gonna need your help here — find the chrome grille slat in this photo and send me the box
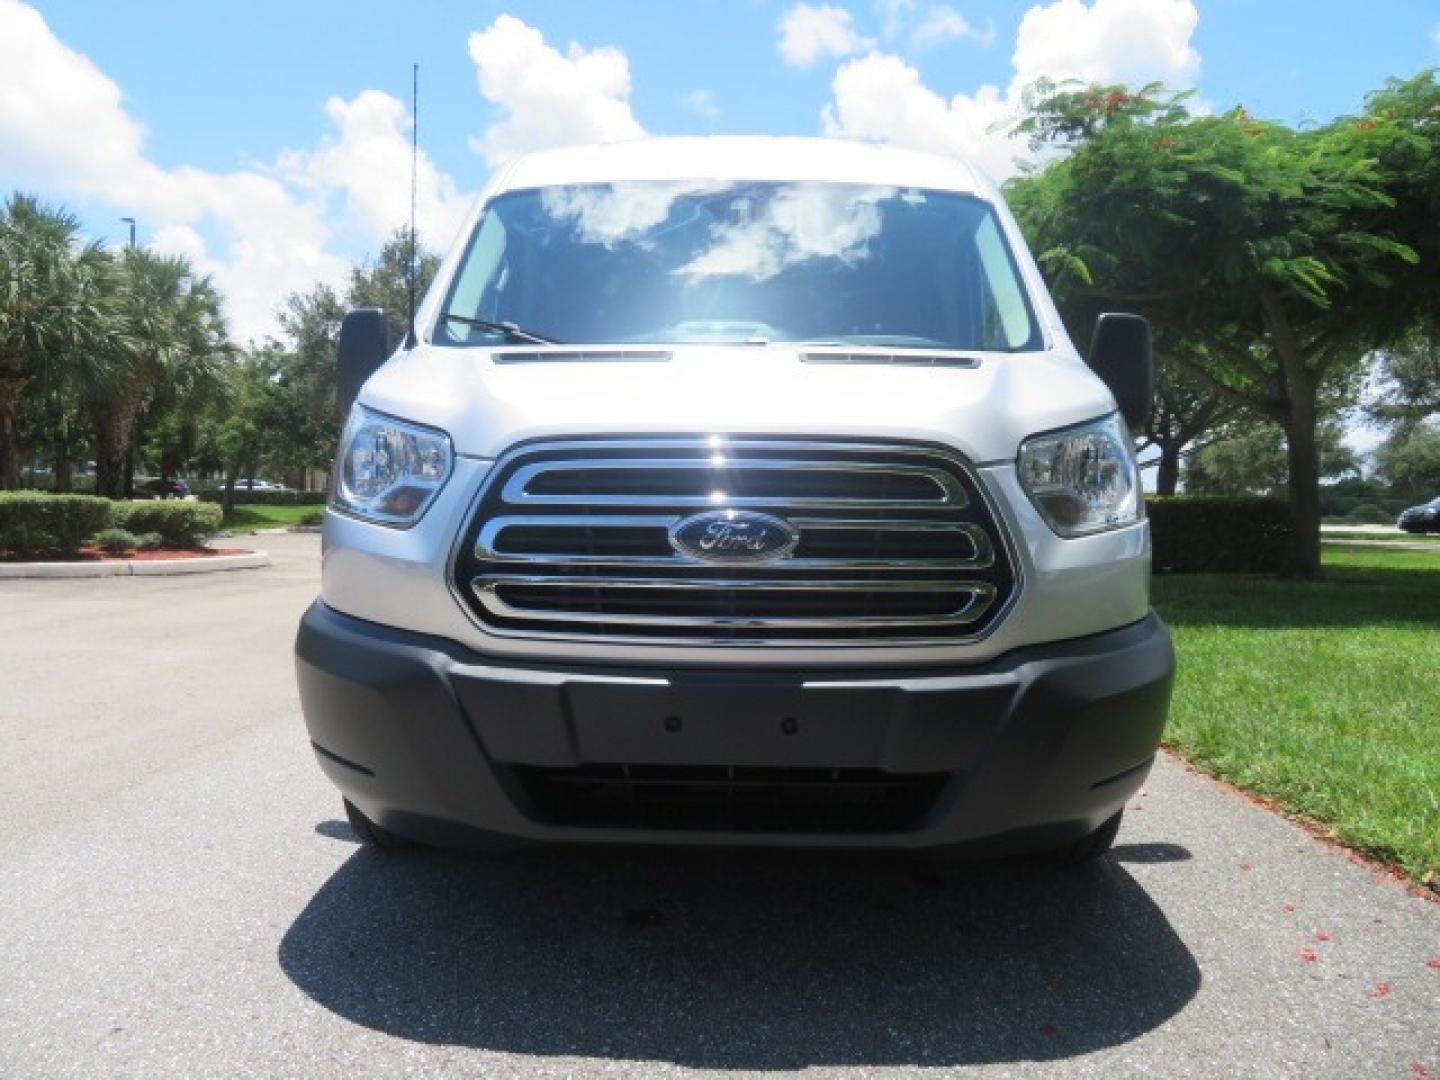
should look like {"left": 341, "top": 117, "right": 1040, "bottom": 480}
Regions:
{"left": 501, "top": 457, "right": 966, "bottom": 509}
{"left": 474, "top": 576, "right": 996, "bottom": 628}
{"left": 454, "top": 437, "right": 1018, "bottom": 644}
{"left": 476, "top": 515, "right": 995, "bottom": 570}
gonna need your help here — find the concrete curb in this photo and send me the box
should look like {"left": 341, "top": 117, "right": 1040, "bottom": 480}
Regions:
{"left": 0, "top": 550, "right": 270, "bottom": 580}
{"left": 216, "top": 526, "right": 320, "bottom": 537}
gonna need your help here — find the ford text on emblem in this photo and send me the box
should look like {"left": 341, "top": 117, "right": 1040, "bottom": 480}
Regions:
{"left": 668, "top": 510, "right": 800, "bottom": 564}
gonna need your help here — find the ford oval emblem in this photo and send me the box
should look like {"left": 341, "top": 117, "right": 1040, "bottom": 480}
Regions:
{"left": 668, "top": 510, "right": 800, "bottom": 564}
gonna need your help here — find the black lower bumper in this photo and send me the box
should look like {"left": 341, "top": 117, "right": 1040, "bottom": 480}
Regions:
{"left": 295, "top": 603, "right": 1174, "bottom": 853}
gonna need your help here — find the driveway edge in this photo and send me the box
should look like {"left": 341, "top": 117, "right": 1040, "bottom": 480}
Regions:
{"left": 0, "top": 550, "right": 270, "bottom": 579}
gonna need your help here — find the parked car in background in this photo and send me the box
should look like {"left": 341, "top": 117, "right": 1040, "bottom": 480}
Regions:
{"left": 232, "top": 479, "right": 290, "bottom": 494}
{"left": 1397, "top": 496, "right": 1440, "bottom": 533}
{"left": 141, "top": 478, "right": 193, "bottom": 500}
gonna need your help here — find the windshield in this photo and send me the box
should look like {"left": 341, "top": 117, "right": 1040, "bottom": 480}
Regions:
{"left": 436, "top": 181, "right": 1042, "bottom": 352}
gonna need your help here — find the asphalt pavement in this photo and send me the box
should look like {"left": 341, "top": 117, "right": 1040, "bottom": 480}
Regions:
{"left": 2, "top": 532, "right": 1436, "bottom": 1078}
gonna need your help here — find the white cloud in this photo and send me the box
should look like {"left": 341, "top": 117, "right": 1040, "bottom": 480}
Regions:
{"left": 824, "top": 0, "right": 1201, "bottom": 180}
{"left": 874, "top": 0, "right": 917, "bottom": 40}
{"left": 1, "top": 5, "right": 654, "bottom": 338}
{"left": 0, "top": 0, "right": 487, "bottom": 340}
{"left": 467, "top": 15, "right": 645, "bottom": 167}
{"left": 910, "top": 6, "right": 996, "bottom": 50}
{"left": 279, "top": 90, "right": 471, "bottom": 251}
{"left": 0, "top": 0, "right": 161, "bottom": 207}
{"left": 0, "top": 1, "right": 357, "bottom": 340}
{"left": 1012, "top": 0, "right": 1199, "bottom": 87}
{"left": 681, "top": 88, "right": 722, "bottom": 120}
{"left": 777, "top": 3, "right": 875, "bottom": 69}
{"left": 824, "top": 55, "right": 1017, "bottom": 178}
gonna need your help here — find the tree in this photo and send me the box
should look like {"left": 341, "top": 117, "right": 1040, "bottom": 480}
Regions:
{"left": 348, "top": 227, "right": 442, "bottom": 347}
{"left": 270, "top": 282, "right": 346, "bottom": 476}
{"left": 205, "top": 348, "right": 287, "bottom": 516}
{"left": 1140, "top": 346, "right": 1238, "bottom": 497}
{"left": 256, "top": 227, "right": 440, "bottom": 480}
{"left": 0, "top": 194, "right": 113, "bottom": 488}
{"left": 88, "top": 249, "right": 231, "bottom": 498}
{"left": 1374, "top": 423, "right": 1440, "bottom": 497}
{"left": 1367, "top": 332, "right": 1440, "bottom": 435}
{"left": 140, "top": 345, "right": 236, "bottom": 485}
{"left": 1007, "top": 75, "right": 1438, "bottom": 576}
{"left": 1186, "top": 421, "right": 1358, "bottom": 496}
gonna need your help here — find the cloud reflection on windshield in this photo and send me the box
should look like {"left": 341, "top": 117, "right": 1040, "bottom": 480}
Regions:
{"left": 678, "top": 184, "right": 895, "bottom": 282}
{"left": 538, "top": 181, "right": 898, "bottom": 283}
{"left": 539, "top": 180, "right": 719, "bottom": 248}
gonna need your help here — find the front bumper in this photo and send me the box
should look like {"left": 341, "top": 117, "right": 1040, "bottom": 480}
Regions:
{"left": 295, "top": 603, "right": 1174, "bottom": 853}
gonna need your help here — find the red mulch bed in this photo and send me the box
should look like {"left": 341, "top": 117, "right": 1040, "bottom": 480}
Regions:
{"left": 1, "top": 547, "right": 248, "bottom": 563}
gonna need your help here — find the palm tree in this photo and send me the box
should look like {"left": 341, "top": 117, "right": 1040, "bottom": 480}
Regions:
{"left": 89, "top": 249, "right": 231, "bottom": 498}
{"left": 0, "top": 194, "right": 113, "bottom": 488}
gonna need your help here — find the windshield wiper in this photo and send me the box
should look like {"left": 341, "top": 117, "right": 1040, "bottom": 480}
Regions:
{"left": 440, "top": 312, "right": 561, "bottom": 345}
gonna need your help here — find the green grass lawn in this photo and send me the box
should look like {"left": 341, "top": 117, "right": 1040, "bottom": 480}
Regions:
{"left": 220, "top": 503, "right": 323, "bottom": 531}
{"left": 1153, "top": 545, "right": 1440, "bottom": 887}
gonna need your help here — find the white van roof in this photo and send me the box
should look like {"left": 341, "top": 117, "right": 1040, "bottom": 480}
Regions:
{"left": 494, "top": 137, "right": 991, "bottom": 196}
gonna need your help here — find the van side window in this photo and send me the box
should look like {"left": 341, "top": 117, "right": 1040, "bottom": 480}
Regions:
{"left": 445, "top": 211, "right": 507, "bottom": 336}
{"left": 973, "top": 215, "right": 1033, "bottom": 350}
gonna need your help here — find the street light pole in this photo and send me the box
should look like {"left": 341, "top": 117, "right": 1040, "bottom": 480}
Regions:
{"left": 120, "top": 217, "right": 136, "bottom": 247}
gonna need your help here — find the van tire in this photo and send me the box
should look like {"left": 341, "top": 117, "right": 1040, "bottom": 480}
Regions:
{"left": 344, "top": 799, "right": 415, "bottom": 850}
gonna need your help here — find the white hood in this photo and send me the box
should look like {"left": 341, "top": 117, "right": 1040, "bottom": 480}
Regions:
{"left": 358, "top": 343, "right": 1116, "bottom": 464}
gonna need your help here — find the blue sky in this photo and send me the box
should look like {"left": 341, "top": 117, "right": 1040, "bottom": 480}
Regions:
{"left": 2, "top": 0, "right": 1438, "bottom": 340}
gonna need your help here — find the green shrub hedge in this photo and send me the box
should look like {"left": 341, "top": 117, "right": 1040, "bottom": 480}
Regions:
{"left": 113, "top": 501, "right": 223, "bottom": 548}
{"left": 1148, "top": 496, "right": 1291, "bottom": 573}
{"left": 1343, "top": 502, "right": 1393, "bottom": 524}
{"left": 0, "top": 492, "right": 113, "bottom": 557}
{"left": 196, "top": 488, "right": 328, "bottom": 506}
{"left": 93, "top": 527, "right": 139, "bottom": 555}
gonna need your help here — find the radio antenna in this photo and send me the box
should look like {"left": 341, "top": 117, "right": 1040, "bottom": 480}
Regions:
{"left": 404, "top": 62, "right": 419, "bottom": 349}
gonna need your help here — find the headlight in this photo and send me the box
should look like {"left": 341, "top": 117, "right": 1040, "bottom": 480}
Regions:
{"left": 330, "top": 405, "right": 453, "bottom": 527}
{"left": 1018, "top": 413, "right": 1141, "bottom": 537}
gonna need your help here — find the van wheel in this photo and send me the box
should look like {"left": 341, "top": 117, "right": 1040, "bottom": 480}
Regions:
{"left": 1051, "top": 810, "right": 1123, "bottom": 864}
{"left": 343, "top": 799, "right": 415, "bottom": 850}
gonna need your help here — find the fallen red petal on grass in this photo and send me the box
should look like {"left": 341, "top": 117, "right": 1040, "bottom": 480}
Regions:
{"left": 1370, "top": 982, "right": 1392, "bottom": 999}
{"left": 1299, "top": 949, "right": 1318, "bottom": 963}
{"left": 1315, "top": 931, "right": 1331, "bottom": 942}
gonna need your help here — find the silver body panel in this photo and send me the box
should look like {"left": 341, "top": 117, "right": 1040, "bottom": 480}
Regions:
{"left": 319, "top": 138, "right": 1151, "bottom": 668}
{"left": 322, "top": 455, "right": 1150, "bottom": 669}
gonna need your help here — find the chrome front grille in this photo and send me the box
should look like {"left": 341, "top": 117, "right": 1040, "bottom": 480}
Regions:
{"left": 455, "top": 438, "right": 1018, "bottom": 643}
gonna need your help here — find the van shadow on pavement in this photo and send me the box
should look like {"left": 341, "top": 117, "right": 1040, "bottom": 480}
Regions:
{"left": 279, "top": 841, "right": 1199, "bottom": 1069}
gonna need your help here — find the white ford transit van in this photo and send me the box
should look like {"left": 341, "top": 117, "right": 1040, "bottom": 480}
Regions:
{"left": 295, "top": 137, "right": 1174, "bottom": 861}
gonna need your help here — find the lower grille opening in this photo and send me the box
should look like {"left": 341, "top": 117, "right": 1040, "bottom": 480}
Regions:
{"left": 508, "top": 763, "right": 950, "bottom": 833}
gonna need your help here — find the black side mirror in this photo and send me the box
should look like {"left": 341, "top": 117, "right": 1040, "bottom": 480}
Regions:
{"left": 1087, "top": 313, "right": 1154, "bottom": 429}
{"left": 337, "top": 308, "right": 390, "bottom": 407}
